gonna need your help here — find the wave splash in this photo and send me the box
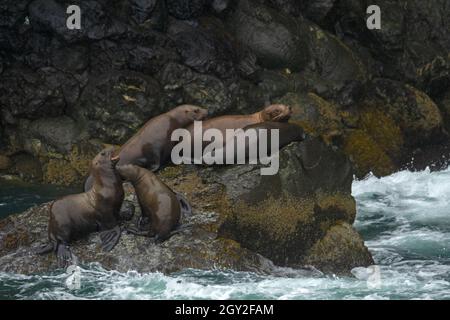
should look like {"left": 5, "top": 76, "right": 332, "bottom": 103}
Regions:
{"left": 1, "top": 168, "right": 450, "bottom": 300}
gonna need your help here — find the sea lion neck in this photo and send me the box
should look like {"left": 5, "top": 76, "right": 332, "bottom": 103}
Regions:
{"left": 134, "top": 168, "right": 151, "bottom": 186}
{"left": 255, "top": 111, "right": 264, "bottom": 122}
{"left": 168, "top": 110, "right": 191, "bottom": 128}
{"left": 118, "top": 166, "right": 144, "bottom": 185}
{"left": 92, "top": 165, "right": 119, "bottom": 188}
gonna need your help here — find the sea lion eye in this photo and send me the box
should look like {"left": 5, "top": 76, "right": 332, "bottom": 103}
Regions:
{"left": 100, "top": 151, "right": 106, "bottom": 156}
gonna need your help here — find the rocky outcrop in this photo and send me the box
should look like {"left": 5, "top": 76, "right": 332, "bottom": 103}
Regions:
{"left": 0, "top": 140, "right": 373, "bottom": 275}
{"left": 2, "top": 0, "right": 449, "bottom": 184}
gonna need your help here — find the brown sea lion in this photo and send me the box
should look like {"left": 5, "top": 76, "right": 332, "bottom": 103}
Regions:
{"left": 38, "top": 148, "right": 124, "bottom": 267}
{"left": 204, "top": 122, "right": 306, "bottom": 163}
{"left": 184, "top": 104, "right": 292, "bottom": 152}
{"left": 116, "top": 164, "right": 191, "bottom": 242}
{"left": 84, "top": 105, "right": 208, "bottom": 191}
{"left": 186, "top": 104, "right": 292, "bottom": 137}
{"left": 240, "top": 121, "right": 306, "bottom": 152}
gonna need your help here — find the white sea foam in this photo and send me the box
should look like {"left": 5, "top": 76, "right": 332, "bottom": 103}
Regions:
{"left": 1, "top": 168, "right": 450, "bottom": 299}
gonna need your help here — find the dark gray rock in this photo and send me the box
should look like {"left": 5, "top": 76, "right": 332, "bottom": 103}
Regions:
{"left": 0, "top": 0, "right": 31, "bottom": 28}
{"left": 28, "top": 0, "right": 127, "bottom": 42}
{"left": 227, "top": 0, "right": 309, "bottom": 72}
{"left": 77, "top": 71, "right": 162, "bottom": 144}
{"left": 0, "top": 65, "right": 81, "bottom": 120}
{"left": 333, "top": 0, "right": 450, "bottom": 98}
{"left": 158, "top": 62, "right": 235, "bottom": 115}
{"left": 27, "top": 116, "right": 86, "bottom": 154}
{"left": 264, "top": 0, "right": 301, "bottom": 17}
{"left": 89, "top": 30, "right": 180, "bottom": 75}
{"left": 168, "top": 18, "right": 238, "bottom": 79}
{"left": 167, "top": 0, "right": 206, "bottom": 20}
{"left": 128, "top": 0, "right": 158, "bottom": 24}
{"left": 210, "top": 0, "right": 235, "bottom": 14}
{"left": 363, "top": 79, "right": 445, "bottom": 146}
{"left": 300, "top": 20, "right": 367, "bottom": 106}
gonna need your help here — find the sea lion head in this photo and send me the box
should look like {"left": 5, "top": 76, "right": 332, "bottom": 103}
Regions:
{"left": 261, "top": 104, "right": 292, "bottom": 122}
{"left": 174, "top": 104, "right": 209, "bottom": 122}
{"left": 115, "top": 164, "right": 141, "bottom": 182}
{"left": 91, "top": 147, "right": 119, "bottom": 175}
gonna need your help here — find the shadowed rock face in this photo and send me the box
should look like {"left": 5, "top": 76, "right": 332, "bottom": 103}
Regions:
{"left": 1, "top": 0, "right": 449, "bottom": 184}
{"left": 227, "top": 0, "right": 310, "bottom": 72}
{"left": 0, "top": 140, "right": 373, "bottom": 276}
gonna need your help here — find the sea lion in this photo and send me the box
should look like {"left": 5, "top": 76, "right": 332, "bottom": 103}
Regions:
{"left": 240, "top": 121, "right": 306, "bottom": 152}
{"left": 204, "top": 121, "right": 306, "bottom": 163}
{"left": 187, "top": 103, "right": 292, "bottom": 134}
{"left": 116, "top": 164, "right": 191, "bottom": 242}
{"left": 84, "top": 104, "right": 208, "bottom": 191}
{"left": 185, "top": 104, "right": 292, "bottom": 150}
{"left": 38, "top": 148, "right": 124, "bottom": 267}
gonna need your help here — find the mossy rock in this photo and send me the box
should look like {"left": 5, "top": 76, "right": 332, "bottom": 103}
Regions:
{"left": 43, "top": 159, "right": 81, "bottom": 186}
{"left": 314, "top": 192, "right": 357, "bottom": 225}
{"left": 366, "top": 79, "right": 444, "bottom": 146}
{"left": 341, "top": 107, "right": 404, "bottom": 177}
{"left": 302, "top": 222, "right": 374, "bottom": 276}
{"left": 9, "top": 153, "right": 43, "bottom": 183}
{"left": 68, "top": 140, "right": 104, "bottom": 177}
{"left": 220, "top": 194, "right": 318, "bottom": 265}
{"left": 277, "top": 92, "right": 344, "bottom": 144}
{"left": 359, "top": 109, "right": 404, "bottom": 160}
{"left": 343, "top": 129, "right": 395, "bottom": 177}
{"left": 0, "top": 155, "right": 12, "bottom": 170}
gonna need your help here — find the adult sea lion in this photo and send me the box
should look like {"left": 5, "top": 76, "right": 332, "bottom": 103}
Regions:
{"left": 38, "top": 148, "right": 124, "bottom": 267}
{"left": 204, "top": 121, "right": 306, "bottom": 163}
{"left": 185, "top": 104, "right": 292, "bottom": 151}
{"left": 241, "top": 121, "right": 306, "bottom": 151}
{"left": 84, "top": 105, "right": 208, "bottom": 191}
{"left": 187, "top": 104, "right": 291, "bottom": 136}
{"left": 116, "top": 164, "right": 191, "bottom": 242}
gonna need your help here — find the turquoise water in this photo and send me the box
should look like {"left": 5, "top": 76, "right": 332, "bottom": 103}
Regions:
{"left": 0, "top": 179, "right": 78, "bottom": 219}
{"left": 1, "top": 168, "right": 450, "bottom": 300}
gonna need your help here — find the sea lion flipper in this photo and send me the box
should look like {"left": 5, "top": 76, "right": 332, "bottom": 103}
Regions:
{"left": 137, "top": 216, "right": 151, "bottom": 229}
{"left": 35, "top": 242, "right": 54, "bottom": 255}
{"left": 119, "top": 201, "right": 135, "bottom": 221}
{"left": 126, "top": 226, "right": 152, "bottom": 237}
{"left": 175, "top": 192, "right": 192, "bottom": 218}
{"left": 56, "top": 244, "right": 73, "bottom": 268}
{"left": 167, "top": 223, "right": 193, "bottom": 238}
{"left": 99, "top": 226, "right": 121, "bottom": 252}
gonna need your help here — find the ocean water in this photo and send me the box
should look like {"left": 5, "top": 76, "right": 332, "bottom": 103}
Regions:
{"left": 0, "top": 179, "right": 78, "bottom": 220}
{"left": 1, "top": 168, "right": 450, "bottom": 300}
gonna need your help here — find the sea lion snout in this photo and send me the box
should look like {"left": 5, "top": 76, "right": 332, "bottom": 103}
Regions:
{"left": 274, "top": 104, "right": 292, "bottom": 121}
{"left": 190, "top": 106, "right": 209, "bottom": 121}
{"left": 111, "top": 154, "right": 120, "bottom": 165}
{"left": 263, "top": 104, "right": 292, "bottom": 122}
